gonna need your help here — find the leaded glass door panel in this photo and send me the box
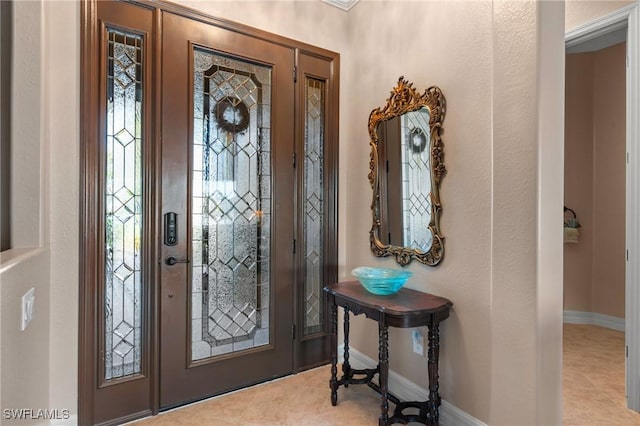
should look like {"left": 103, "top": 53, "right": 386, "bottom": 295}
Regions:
{"left": 190, "top": 48, "right": 272, "bottom": 362}
{"left": 160, "top": 12, "right": 295, "bottom": 408}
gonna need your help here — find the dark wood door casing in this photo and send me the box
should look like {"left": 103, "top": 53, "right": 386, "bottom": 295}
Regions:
{"left": 80, "top": 1, "right": 339, "bottom": 424}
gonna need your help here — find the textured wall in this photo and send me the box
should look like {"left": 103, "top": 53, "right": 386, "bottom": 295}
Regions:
{"left": 46, "top": 0, "right": 80, "bottom": 417}
{"left": 9, "top": 0, "right": 43, "bottom": 248}
{"left": 346, "top": 1, "right": 565, "bottom": 424}
{"left": 489, "top": 1, "right": 541, "bottom": 423}
{"left": 345, "top": 1, "right": 494, "bottom": 421}
{"left": 566, "top": 0, "right": 635, "bottom": 30}
{"left": 11, "top": 1, "right": 47, "bottom": 247}
{"left": 1, "top": 250, "right": 50, "bottom": 426}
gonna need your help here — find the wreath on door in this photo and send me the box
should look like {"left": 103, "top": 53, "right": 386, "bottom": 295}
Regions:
{"left": 214, "top": 96, "right": 250, "bottom": 133}
{"left": 409, "top": 127, "right": 427, "bottom": 154}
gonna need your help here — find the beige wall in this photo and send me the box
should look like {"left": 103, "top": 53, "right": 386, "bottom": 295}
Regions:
{"left": 0, "top": 251, "right": 50, "bottom": 426}
{"left": 593, "top": 42, "right": 627, "bottom": 318}
{"left": 566, "top": 0, "right": 635, "bottom": 30}
{"left": 47, "top": 0, "right": 80, "bottom": 416}
{"left": 346, "top": 1, "right": 566, "bottom": 424}
{"left": 564, "top": 42, "right": 626, "bottom": 319}
{"left": 564, "top": 52, "right": 595, "bottom": 313}
{"left": 3, "top": 1, "right": 634, "bottom": 425}
{"left": 9, "top": 0, "right": 45, "bottom": 248}
{"left": 345, "top": 1, "right": 493, "bottom": 420}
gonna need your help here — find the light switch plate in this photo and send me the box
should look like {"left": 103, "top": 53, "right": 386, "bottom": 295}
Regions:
{"left": 21, "top": 288, "right": 35, "bottom": 331}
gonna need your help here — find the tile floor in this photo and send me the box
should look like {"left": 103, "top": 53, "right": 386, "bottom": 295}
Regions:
{"left": 132, "top": 366, "right": 380, "bottom": 425}
{"left": 132, "top": 324, "right": 640, "bottom": 425}
{"left": 563, "top": 323, "right": 640, "bottom": 426}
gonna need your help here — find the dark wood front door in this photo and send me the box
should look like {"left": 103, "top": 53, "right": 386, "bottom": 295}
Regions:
{"left": 159, "top": 12, "right": 295, "bottom": 408}
{"left": 81, "top": 2, "right": 338, "bottom": 423}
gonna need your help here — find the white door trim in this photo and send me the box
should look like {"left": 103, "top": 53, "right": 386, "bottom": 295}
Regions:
{"left": 565, "top": 2, "right": 640, "bottom": 412}
{"left": 565, "top": 3, "right": 637, "bottom": 48}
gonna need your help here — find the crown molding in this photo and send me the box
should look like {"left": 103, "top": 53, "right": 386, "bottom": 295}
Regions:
{"left": 322, "top": 0, "right": 359, "bottom": 12}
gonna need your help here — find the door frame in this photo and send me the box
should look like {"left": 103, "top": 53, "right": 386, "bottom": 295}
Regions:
{"left": 565, "top": 2, "right": 640, "bottom": 411}
{"left": 79, "top": 1, "right": 339, "bottom": 424}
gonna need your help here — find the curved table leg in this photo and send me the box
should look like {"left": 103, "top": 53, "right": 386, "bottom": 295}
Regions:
{"left": 378, "top": 320, "right": 389, "bottom": 426}
{"left": 343, "top": 309, "right": 351, "bottom": 387}
{"left": 329, "top": 297, "right": 339, "bottom": 406}
{"left": 427, "top": 321, "right": 441, "bottom": 425}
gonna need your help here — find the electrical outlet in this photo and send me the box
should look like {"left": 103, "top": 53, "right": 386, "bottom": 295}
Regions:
{"left": 412, "top": 329, "right": 424, "bottom": 356}
{"left": 21, "top": 288, "right": 35, "bottom": 331}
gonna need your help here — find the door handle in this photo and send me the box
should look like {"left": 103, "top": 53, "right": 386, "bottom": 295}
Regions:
{"left": 165, "top": 256, "right": 190, "bottom": 266}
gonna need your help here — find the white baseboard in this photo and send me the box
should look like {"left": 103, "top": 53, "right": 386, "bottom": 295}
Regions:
{"left": 563, "top": 310, "right": 625, "bottom": 332}
{"left": 337, "top": 345, "right": 487, "bottom": 426}
{"left": 49, "top": 414, "right": 77, "bottom": 426}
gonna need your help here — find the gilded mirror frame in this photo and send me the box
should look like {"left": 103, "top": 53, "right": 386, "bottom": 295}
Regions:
{"left": 368, "top": 77, "right": 446, "bottom": 266}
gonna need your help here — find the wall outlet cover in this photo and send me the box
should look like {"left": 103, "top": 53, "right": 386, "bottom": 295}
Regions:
{"left": 412, "top": 329, "right": 424, "bottom": 356}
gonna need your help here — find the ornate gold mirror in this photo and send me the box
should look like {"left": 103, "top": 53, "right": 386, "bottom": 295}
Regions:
{"left": 369, "top": 77, "right": 446, "bottom": 266}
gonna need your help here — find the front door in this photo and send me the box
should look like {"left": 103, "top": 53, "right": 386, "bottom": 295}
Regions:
{"left": 159, "top": 12, "right": 295, "bottom": 408}
{"left": 81, "top": 2, "right": 338, "bottom": 423}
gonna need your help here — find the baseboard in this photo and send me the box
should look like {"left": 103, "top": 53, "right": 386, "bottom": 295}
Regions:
{"left": 338, "top": 345, "right": 487, "bottom": 426}
{"left": 49, "top": 414, "right": 77, "bottom": 426}
{"left": 563, "top": 310, "right": 625, "bottom": 332}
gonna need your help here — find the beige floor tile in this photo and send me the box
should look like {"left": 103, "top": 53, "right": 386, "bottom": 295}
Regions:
{"left": 563, "top": 324, "right": 640, "bottom": 426}
{"left": 132, "top": 323, "right": 640, "bottom": 425}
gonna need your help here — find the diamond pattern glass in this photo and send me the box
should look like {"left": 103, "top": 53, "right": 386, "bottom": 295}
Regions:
{"left": 104, "top": 29, "right": 143, "bottom": 381}
{"left": 191, "top": 48, "right": 272, "bottom": 361}
{"left": 303, "top": 78, "right": 325, "bottom": 336}
{"left": 400, "top": 109, "right": 433, "bottom": 252}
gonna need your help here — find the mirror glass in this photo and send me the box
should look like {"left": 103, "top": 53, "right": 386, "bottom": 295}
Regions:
{"left": 377, "top": 108, "right": 433, "bottom": 251}
{"left": 369, "top": 77, "right": 446, "bottom": 266}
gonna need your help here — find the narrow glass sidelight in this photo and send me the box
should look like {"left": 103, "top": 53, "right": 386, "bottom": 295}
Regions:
{"left": 104, "top": 29, "right": 143, "bottom": 381}
{"left": 303, "top": 78, "right": 325, "bottom": 336}
{"left": 191, "top": 48, "right": 272, "bottom": 362}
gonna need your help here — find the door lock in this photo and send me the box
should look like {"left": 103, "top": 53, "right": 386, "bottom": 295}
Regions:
{"left": 165, "top": 256, "right": 190, "bottom": 266}
{"left": 164, "top": 212, "right": 178, "bottom": 246}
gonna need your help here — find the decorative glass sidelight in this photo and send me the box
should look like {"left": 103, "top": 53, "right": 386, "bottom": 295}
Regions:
{"left": 400, "top": 110, "right": 433, "bottom": 251}
{"left": 191, "top": 48, "right": 272, "bottom": 361}
{"left": 104, "top": 29, "right": 143, "bottom": 380}
{"left": 303, "top": 78, "right": 325, "bottom": 336}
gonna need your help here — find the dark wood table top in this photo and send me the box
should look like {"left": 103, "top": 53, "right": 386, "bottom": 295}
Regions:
{"left": 324, "top": 281, "right": 453, "bottom": 328}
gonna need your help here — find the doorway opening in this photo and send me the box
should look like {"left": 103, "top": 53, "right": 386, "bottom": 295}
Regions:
{"left": 563, "top": 2, "right": 640, "bottom": 421}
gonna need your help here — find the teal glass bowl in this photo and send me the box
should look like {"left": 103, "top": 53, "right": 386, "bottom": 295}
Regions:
{"left": 351, "top": 267, "right": 413, "bottom": 295}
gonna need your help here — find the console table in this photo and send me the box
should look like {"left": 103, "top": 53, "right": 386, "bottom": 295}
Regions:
{"left": 324, "top": 281, "right": 452, "bottom": 426}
